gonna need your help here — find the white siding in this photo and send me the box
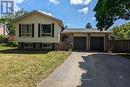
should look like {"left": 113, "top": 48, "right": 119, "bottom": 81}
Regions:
{"left": 14, "top": 13, "right": 62, "bottom": 43}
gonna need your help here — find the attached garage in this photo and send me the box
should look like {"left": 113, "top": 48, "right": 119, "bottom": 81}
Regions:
{"left": 90, "top": 37, "right": 104, "bottom": 51}
{"left": 74, "top": 37, "right": 86, "bottom": 50}
{"left": 61, "top": 28, "right": 111, "bottom": 51}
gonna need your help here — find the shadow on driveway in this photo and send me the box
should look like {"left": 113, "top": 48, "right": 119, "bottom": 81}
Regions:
{"left": 77, "top": 54, "right": 130, "bottom": 87}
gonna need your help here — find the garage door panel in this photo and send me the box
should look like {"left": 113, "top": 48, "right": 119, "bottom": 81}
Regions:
{"left": 90, "top": 37, "right": 104, "bottom": 51}
{"left": 74, "top": 37, "right": 86, "bottom": 50}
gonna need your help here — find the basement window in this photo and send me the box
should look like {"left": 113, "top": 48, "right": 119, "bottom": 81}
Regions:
{"left": 42, "top": 43, "right": 52, "bottom": 49}
{"left": 24, "top": 43, "right": 33, "bottom": 48}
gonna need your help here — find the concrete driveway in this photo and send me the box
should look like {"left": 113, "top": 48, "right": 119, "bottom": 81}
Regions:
{"left": 37, "top": 52, "right": 130, "bottom": 87}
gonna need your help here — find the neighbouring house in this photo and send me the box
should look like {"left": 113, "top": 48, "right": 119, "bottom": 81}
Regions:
{"left": 13, "top": 10, "right": 111, "bottom": 51}
{"left": 0, "top": 23, "right": 10, "bottom": 43}
{"left": 0, "top": 23, "right": 16, "bottom": 42}
{"left": 0, "top": 23, "right": 9, "bottom": 36}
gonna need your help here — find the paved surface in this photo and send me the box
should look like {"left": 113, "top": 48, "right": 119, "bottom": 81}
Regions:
{"left": 37, "top": 52, "right": 130, "bottom": 87}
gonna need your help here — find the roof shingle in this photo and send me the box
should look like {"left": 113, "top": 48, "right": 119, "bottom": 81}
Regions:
{"left": 61, "top": 28, "right": 111, "bottom": 33}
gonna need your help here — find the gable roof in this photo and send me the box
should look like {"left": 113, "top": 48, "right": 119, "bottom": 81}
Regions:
{"left": 61, "top": 28, "right": 111, "bottom": 33}
{"left": 13, "top": 10, "right": 64, "bottom": 27}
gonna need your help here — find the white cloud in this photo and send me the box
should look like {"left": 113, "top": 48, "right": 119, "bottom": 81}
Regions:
{"left": 92, "top": 17, "right": 96, "bottom": 20}
{"left": 49, "top": 0, "right": 60, "bottom": 4}
{"left": 78, "top": 7, "right": 89, "bottom": 15}
{"left": 70, "top": 0, "right": 92, "bottom": 5}
{"left": 38, "top": 10, "right": 53, "bottom": 16}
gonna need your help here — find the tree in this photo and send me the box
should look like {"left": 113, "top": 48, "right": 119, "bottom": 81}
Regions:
{"left": 0, "top": 9, "right": 27, "bottom": 35}
{"left": 94, "top": 0, "right": 130, "bottom": 31}
{"left": 86, "top": 23, "right": 92, "bottom": 29}
{"left": 110, "top": 22, "right": 130, "bottom": 40}
{"left": 14, "top": 8, "right": 28, "bottom": 18}
{"left": 0, "top": 17, "right": 14, "bottom": 35}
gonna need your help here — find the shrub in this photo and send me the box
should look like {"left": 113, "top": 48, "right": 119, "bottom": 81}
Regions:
{"left": 8, "top": 41, "right": 17, "bottom": 47}
{"left": 0, "top": 35, "right": 8, "bottom": 42}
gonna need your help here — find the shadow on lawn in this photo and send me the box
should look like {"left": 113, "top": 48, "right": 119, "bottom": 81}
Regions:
{"left": 0, "top": 49, "right": 50, "bottom": 54}
{"left": 77, "top": 54, "right": 130, "bottom": 87}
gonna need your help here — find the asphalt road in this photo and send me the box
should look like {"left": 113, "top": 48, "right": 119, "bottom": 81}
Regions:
{"left": 37, "top": 52, "right": 130, "bottom": 87}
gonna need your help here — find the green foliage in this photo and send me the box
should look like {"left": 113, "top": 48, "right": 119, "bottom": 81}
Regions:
{"left": 0, "top": 35, "right": 8, "bottom": 42}
{"left": 0, "top": 35, "right": 17, "bottom": 47}
{"left": 86, "top": 23, "right": 92, "bottom": 29}
{"left": 0, "top": 18, "right": 15, "bottom": 35}
{"left": 0, "top": 9, "right": 27, "bottom": 35}
{"left": 111, "top": 22, "right": 130, "bottom": 40}
{"left": 8, "top": 41, "right": 17, "bottom": 47}
{"left": 14, "top": 8, "right": 28, "bottom": 18}
{"left": 94, "top": 0, "right": 130, "bottom": 30}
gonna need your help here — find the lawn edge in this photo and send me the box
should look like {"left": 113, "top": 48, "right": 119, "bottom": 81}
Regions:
{"left": 36, "top": 51, "right": 72, "bottom": 87}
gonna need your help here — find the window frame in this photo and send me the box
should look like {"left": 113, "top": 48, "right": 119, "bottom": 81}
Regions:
{"left": 21, "top": 24, "right": 32, "bottom": 37}
{"left": 42, "top": 43, "right": 52, "bottom": 49}
{"left": 23, "top": 43, "right": 33, "bottom": 49}
{"left": 40, "top": 24, "right": 52, "bottom": 37}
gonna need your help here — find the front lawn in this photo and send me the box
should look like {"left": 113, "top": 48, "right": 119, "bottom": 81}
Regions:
{"left": 0, "top": 45, "right": 15, "bottom": 51}
{"left": 0, "top": 45, "right": 70, "bottom": 87}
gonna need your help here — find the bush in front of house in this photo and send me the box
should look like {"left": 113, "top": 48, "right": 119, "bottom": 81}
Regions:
{"left": 0, "top": 35, "right": 17, "bottom": 47}
{"left": 0, "top": 35, "right": 8, "bottom": 43}
{"left": 8, "top": 41, "right": 17, "bottom": 47}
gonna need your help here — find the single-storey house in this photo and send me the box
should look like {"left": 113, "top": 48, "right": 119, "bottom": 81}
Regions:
{"left": 13, "top": 10, "right": 111, "bottom": 51}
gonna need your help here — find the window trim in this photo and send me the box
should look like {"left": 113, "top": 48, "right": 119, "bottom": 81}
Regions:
{"left": 40, "top": 24, "right": 52, "bottom": 37}
{"left": 21, "top": 24, "right": 33, "bottom": 37}
{"left": 23, "top": 43, "right": 33, "bottom": 49}
{"left": 42, "top": 43, "right": 52, "bottom": 49}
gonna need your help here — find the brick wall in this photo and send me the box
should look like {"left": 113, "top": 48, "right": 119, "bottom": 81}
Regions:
{"left": 54, "top": 42, "right": 72, "bottom": 51}
{"left": 54, "top": 33, "right": 73, "bottom": 50}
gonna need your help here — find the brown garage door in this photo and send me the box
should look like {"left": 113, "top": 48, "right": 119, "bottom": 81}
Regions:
{"left": 74, "top": 37, "right": 86, "bottom": 50}
{"left": 90, "top": 37, "right": 104, "bottom": 51}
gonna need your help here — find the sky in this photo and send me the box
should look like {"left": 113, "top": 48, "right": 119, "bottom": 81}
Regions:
{"left": 0, "top": 0, "right": 130, "bottom": 28}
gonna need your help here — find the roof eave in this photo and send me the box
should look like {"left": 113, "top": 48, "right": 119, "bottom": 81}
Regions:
{"left": 13, "top": 10, "right": 64, "bottom": 27}
{"left": 61, "top": 31, "right": 111, "bottom": 34}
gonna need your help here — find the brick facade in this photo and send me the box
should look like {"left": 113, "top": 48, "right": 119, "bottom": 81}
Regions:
{"left": 54, "top": 33, "right": 73, "bottom": 50}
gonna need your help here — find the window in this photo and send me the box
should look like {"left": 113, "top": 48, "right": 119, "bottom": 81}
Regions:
{"left": 42, "top": 43, "right": 52, "bottom": 49}
{"left": 23, "top": 43, "right": 33, "bottom": 48}
{"left": 40, "top": 24, "right": 52, "bottom": 37}
{"left": 21, "top": 24, "right": 32, "bottom": 37}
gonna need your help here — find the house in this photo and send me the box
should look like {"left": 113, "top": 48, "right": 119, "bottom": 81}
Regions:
{"left": 60, "top": 28, "right": 110, "bottom": 51}
{"left": 13, "top": 10, "right": 111, "bottom": 51}
{"left": 0, "top": 23, "right": 9, "bottom": 36}
{"left": 13, "top": 10, "right": 64, "bottom": 50}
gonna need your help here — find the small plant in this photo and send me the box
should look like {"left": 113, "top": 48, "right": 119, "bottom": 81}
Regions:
{"left": 8, "top": 41, "right": 17, "bottom": 47}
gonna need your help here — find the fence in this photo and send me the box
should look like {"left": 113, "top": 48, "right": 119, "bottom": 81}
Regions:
{"left": 108, "top": 40, "right": 130, "bottom": 52}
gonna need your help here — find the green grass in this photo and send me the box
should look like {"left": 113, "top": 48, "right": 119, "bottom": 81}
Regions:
{"left": 0, "top": 45, "right": 15, "bottom": 50}
{"left": 0, "top": 45, "right": 70, "bottom": 87}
